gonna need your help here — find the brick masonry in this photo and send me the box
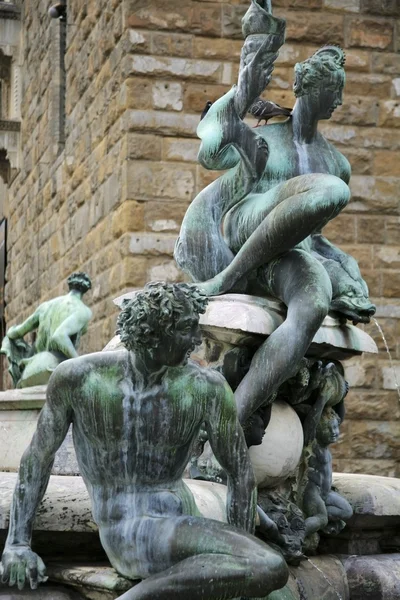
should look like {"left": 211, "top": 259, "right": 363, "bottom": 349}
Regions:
{"left": 4, "top": 0, "right": 400, "bottom": 475}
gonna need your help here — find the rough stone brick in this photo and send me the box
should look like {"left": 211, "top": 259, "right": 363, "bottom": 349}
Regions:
{"left": 123, "top": 109, "right": 199, "bottom": 137}
{"left": 385, "top": 217, "right": 400, "bottom": 244}
{"left": 349, "top": 176, "right": 399, "bottom": 214}
{"left": 111, "top": 201, "right": 145, "bottom": 237}
{"left": 356, "top": 216, "right": 386, "bottom": 244}
{"left": 144, "top": 201, "right": 191, "bottom": 233}
{"left": 381, "top": 363, "right": 400, "bottom": 390}
{"left": 125, "top": 2, "right": 193, "bottom": 32}
{"left": 373, "top": 150, "right": 400, "bottom": 177}
{"left": 361, "top": 269, "right": 382, "bottom": 297}
{"left": 125, "top": 160, "right": 196, "bottom": 201}
{"left": 392, "top": 78, "right": 400, "bottom": 98}
{"left": 127, "top": 55, "right": 223, "bottom": 83}
{"left": 346, "top": 16, "right": 394, "bottom": 49}
{"left": 126, "top": 1, "right": 222, "bottom": 36}
{"left": 129, "top": 232, "right": 177, "bottom": 256}
{"left": 124, "top": 133, "right": 162, "bottom": 161}
{"left": 118, "top": 78, "right": 152, "bottom": 110}
{"left": 323, "top": 213, "right": 356, "bottom": 244}
{"left": 221, "top": 5, "right": 248, "bottom": 39}
{"left": 148, "top": 259, "right": 183, "bottom": 282}
{"left": 193, "top": 37, "right": 243, "bottom": 60}
{"left": 290, "top": 0, "right": 323, "bottom": 8}
{"left": 163, "top": 138, "right": 200, "bottom": 162}
{"left": 276, "top": 43, "right": 308, "bottom": 67}
{"left": 350, "top": 420, "right": 400, "bottom": 459}
{"left": 345, "top": 389, "right": 400, "bottom": 420}
{"left": 109, "top": 257, "right": 148, "bottom": 292}
{"left": 332, "top": 458, "right": 398, "bottom": 477}
{"left": 345, "top": 357, "right": 378, "bottom": 388}
{"left": 331, "top": 96, "right": 379, "bottom": 126}
{"left": 183, "top": 83, "right": 230, "bottom": 112}
{"left": 151, "top": 32, "right": 193, "bottom": 58}
{"left": 361, "top": 0, "right": 400, "bottom": 17}
{"left": 345, "top": 73, "right": 392, "bottom": 98}
{"left": 382, "top": 271, "right": 400, "bottom": 297}
{"left": 324, "top": 0, "right": 360, "bottom": 11}
{"left": 281, "top": 11, "right": 344, "bottom": 44}
{"left": 152, "top": 81, "right": 183, "bottom": 112}
{"left": 191, "top": 2, "right": 222, "bottom": 37}
{"left": 371, "top": 51, "right": 400, "bottom": 74}
{"left": 340, "top": 147, "right": 372, "bottom": 175}
{"left": 378, "top": 100, "right": 400, "bottom": 127}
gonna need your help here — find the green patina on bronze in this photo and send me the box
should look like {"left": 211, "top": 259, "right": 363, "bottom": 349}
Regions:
{"left": 175, "top": 0, "right": 375, "bottom": 428}
{"left": 1, "top": 272, "right": 92, "bottom": 388}
{"left": 1, "top": 282, "right": 290, "bottom": 599}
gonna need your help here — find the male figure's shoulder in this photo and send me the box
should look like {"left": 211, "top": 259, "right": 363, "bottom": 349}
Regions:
{"left": 183, "top": 359, "right": 227, "bottom": 387}
{"left": 48, "top": 350, "right": 129, "bottom": 398}
{"left": 181, "top": 360, "right": 233, "bottom": 411}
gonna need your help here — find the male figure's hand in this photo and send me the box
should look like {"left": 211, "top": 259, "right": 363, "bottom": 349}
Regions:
{"left": 0, "top": 545, "right": 47, "bottom": 590}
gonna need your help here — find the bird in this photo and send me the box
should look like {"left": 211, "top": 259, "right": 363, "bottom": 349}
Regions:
{"left": 48, "top": 2, "right": 67, "bottom": 21}
{"left": 200, "top": 101, "right": 213, "bottom": 121}
{"left": 248, "top": 98, "right": 292, "bottom": 126}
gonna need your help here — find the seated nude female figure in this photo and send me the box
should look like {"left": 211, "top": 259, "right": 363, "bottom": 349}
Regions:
{"left": 175, "top": 45, "right": 375, "bottom": 426}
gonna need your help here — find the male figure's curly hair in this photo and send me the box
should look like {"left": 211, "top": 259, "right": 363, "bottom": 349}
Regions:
{"left": 293, "top": 45, "right": 346, "bottom": 98}
{"left": 116, "top": 282, "right": 208, "bottom": 352}
{"left": 67, "top": 272, "right": 92, "bottom": 294}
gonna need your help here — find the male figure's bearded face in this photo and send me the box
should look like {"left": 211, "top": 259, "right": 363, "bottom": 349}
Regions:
{"left": 153, "top": 302, "right": 202, "bottom": 368}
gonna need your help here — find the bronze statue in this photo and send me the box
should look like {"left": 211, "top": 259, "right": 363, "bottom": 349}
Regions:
{"left": 298, "top": 407, "right": 353, "bottom": 540}
{"left": 175, "top": 1, "right": 375, "bottom": 428}
{"left": 1, "top": 272, "right": 92, "bottom": 388}
{"left": 1, "top": 282, "right": 289, "bottom": 599}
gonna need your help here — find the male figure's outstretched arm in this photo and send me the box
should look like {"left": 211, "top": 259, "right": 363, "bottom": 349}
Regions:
{"left": 6, "top": 310, "right": 41, "bottom": 340}
{"left": 1, "top": 366, "right": 73, "bottom": 590}
{"left": 204, "top": 373, "right": 257, "bottom": 533}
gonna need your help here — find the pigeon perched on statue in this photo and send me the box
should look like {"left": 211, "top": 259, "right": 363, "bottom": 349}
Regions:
{"left": 249, "top": 98, "right": 292, "bottom": 126}
{"left": 200, "top": 101, "right": 213, "bottom": 121}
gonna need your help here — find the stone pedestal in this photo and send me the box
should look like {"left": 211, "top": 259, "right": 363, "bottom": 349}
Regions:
{"left": 1, "top": 471, "right": 399, "bottom": 600}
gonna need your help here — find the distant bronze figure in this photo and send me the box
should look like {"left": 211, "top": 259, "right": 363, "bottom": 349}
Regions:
{"left": 0, "top": 282, "right": 288, "bottom": 599}
{"left": 1, "top": 272, "right": 92, "bottom": 388}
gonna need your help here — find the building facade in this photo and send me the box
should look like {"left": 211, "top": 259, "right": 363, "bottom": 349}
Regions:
{"left": 1, "top": 0, "right": 399, "bottom": 475}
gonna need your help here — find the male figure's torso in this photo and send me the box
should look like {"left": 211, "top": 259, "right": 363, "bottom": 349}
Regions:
{"left": 62, "top": 351, "right": 211, "bottom": 524}
{"left": 35, "top": 294, "right": 89, "bottom": 352}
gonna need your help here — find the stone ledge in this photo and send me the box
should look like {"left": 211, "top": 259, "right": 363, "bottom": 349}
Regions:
{"left": 0, "top": 385, "right": 46, "bottom": 410}
{"left": 109, "top": 293, "right": 378, "bottom": 359}
{"left": 0, "top": 3, "right": 20, "bottom": 20}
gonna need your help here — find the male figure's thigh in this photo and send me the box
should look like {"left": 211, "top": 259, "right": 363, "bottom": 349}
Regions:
{"left": 114, "top": 515, "right": 280, "bottom": 579}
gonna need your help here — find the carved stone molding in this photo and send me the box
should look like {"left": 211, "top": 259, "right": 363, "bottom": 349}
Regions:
{"left": 0, "top": 3, "right": 20, "bottom": 21}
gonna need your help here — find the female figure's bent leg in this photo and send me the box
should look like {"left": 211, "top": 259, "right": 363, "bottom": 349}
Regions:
{"left": 235, "top": 249, "right": 332, "bottom": 424}
{"left": 116, "top": 516, "right": 288, "bottom": 600}
{"left": 199, "top": 173, "right": 349, "bottom": 296}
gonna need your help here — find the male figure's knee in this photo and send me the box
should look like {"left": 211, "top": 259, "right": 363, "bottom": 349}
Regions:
{"left": 253, "top": 549, "right": 289, "bottom": 594}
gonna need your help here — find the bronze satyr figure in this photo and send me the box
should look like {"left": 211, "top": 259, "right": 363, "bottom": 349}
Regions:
{"left": 0, "top": 282, "right": 289, "bottom": 600}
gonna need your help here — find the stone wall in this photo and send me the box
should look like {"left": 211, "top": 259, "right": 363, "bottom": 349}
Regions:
{"left": 4, "top": 0, "right": 400, "bottom": 475}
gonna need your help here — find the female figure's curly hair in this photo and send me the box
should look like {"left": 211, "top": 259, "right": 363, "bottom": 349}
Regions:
{"left": 293, "top": 45, "right": 346, "bottom": 98}
{"left": 116, "top": 282, "right": 208, "bottom": 352}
